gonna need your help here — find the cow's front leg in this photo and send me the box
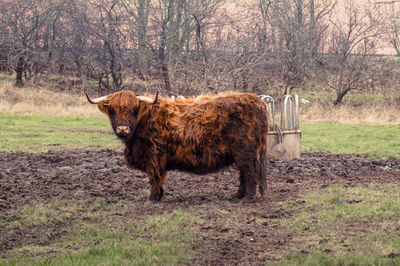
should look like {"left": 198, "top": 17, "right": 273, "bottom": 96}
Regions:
{"left": 148, "top": 169, "right": 167, "bottom": 202}
{"left": 236, "top": 174, "right": 246, "bottom": 199}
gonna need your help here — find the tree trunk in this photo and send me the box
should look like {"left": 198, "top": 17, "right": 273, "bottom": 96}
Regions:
{"left": 334, "top": 89, "right": 350, "bottom": 105}
{"left": 159, "top": 21, "right": 171, "bottom": 91}
{"left": 309, "top": 0, "right": 316, "bottom": 59}
{"left": 15, "top": 56, "right": 24, "bottom": 87}
{"left": 137, "top": 0, "right": 149, "bottom": 78}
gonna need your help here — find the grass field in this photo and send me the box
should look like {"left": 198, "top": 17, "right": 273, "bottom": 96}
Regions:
{"left": 1, "top": 113, "right": 398, "bottom": 159}
{"left": 1, "top": 201, "right": 198, "bottom": 265}
{"left": 301, "top": 123, "right": 400, "bottom": 159}
{"left": 275, "top": 185, "right": 400, "bottom": 265}
{"left": 0, "top": 113, "right": 120, "bottom": 152}
{"left": 0, "top": 107, "right": 399, "bottom": 264}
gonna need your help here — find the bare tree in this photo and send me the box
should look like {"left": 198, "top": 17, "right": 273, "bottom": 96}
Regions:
{"left": 380, "top": 1, "right": 400, "bottom": 56}
{"left": 325, "top": 1, "right": 382, "bottom": 105}
{"left": 259, "top": 0, "right": 334, "bottom": 94}
{"left": 121, "top": 0, "right": 150, "bottom": 79}
{"left": 144, "top": 0, "right": 223, "bottom": 92}
{"left": 82, "top": 0, "right": 130, "bottom": 91}
{"left": 1, "top": 0, "right": 397, "bottom": 103}
{"left": 0, "top": 0, "right": 65, "bottom": 87}
{"left": 59, "top": 0, "right": 90, "bottom": 79}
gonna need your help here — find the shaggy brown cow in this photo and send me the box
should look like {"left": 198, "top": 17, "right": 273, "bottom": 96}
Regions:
{"left": 86, "top": 90, "right": 268, "bottom": 201}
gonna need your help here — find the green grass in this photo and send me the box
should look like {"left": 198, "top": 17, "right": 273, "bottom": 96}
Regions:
{"left": 0, "top": 113, "right": 120, "bottom": 152}
{"left": 7, "top": 200, "right": 69, "bottom": 228}
{"left": 301, "top": 123, "right": 400, "bottom": 159}
{"left": 0, "top": 199, "right": 199, "bottom": 265}
{"left": 275, "top": 252, "right": 400, "bottom": 266}
{"left": 1, "top": 113, "right": 399, "bottom": 159}
{"left": 274, "top": 185, "right": 400, "bottom": 265}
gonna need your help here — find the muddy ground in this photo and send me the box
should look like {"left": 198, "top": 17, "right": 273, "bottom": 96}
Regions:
{"left": 0, "top": 149, "right": 399, "bottom": 264}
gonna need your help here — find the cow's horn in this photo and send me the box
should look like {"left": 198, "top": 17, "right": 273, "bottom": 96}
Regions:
{"left": 85, "top": 91, "right": 108, "bottom": 104}
{"left": 138, "top": 92, "right": 159, "bottom": 104}
{"left": 153, "top": 92, "right": 159, "bottom": 104}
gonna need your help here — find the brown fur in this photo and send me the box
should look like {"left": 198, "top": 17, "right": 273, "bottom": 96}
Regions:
{"left": 95, "top": 91, "right": 269, "bottom": 201}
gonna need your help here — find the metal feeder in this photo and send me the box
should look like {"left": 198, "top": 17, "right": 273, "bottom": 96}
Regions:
{"left": 259, "top": 94, "right": 302, "bottom": 160}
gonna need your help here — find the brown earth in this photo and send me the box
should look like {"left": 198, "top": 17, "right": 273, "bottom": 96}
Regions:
{"left": 0, "top": 149, "right": 399, "bottom": 264}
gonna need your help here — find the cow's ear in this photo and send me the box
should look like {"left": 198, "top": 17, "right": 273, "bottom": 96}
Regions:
{"left": 98, "top": 101, "right": 110, "bottom": 114}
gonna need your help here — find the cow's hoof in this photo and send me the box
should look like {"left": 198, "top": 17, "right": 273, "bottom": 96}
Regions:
{"left": 235, "top": 191, "right": 245, "bottom": 199}
{"left": 241, "top": 192, "right": 257, "bottom": 203}
{"left": 240, "top": 197, "right": 257, "bottom": 204}
{"left": 149, "top": 195, "right": 161, "bottom": 202}
{"left": 149, "top": 187, "right": 164, "bottom": 202}
{"left": 149, "top": 193, "right": 163, "bottom": 202}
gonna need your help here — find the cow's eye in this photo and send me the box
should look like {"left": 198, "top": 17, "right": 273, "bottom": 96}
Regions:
{"left": 108, "top": 107, "right": 115, "bottom": 116}
{"left": 131, "top": 108, "right": 139, "bottom": 117}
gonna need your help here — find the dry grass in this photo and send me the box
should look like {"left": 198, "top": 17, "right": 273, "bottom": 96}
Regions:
{"left": 301, "top": 101, "right": 400, "bottom": 125}
{"left": 0, "top": 79, "right": 100, "bottom": 116}
{"left": 1, "top": 78, "right": 399, "bottom": 125}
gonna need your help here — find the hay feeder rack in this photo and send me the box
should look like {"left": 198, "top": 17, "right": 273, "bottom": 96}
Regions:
{"left": 260, "top": 94, "right": 302, "bottom": 160}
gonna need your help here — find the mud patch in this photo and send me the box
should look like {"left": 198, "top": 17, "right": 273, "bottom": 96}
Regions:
{"left": 0, "top": 150, "right": 399, "bottom": 264}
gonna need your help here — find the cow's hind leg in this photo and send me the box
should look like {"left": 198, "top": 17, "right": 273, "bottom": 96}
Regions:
{"left": 258, "top": 147, "right": 267, "bottom": 197}
{"left": 235, "top": 160, "right": 258, "bottom": 200}
{"left": 234, "top": 145, "right": 267, "bottom": 200}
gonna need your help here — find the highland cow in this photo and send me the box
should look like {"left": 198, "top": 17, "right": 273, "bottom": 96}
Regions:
{"left": 86, "top": 90, "right": 268, "bottom": 202}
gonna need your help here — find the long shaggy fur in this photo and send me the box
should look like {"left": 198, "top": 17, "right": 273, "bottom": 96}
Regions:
{"left": 95, "top": 90, "right": 269, "bottom": 201}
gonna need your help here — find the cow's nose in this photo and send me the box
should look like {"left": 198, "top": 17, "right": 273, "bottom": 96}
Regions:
{"left": 116, "top": 125, "right": 130, "bottom": 136}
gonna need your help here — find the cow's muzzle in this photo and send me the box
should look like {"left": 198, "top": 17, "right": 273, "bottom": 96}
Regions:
{"left": 115, "top": 125, "right": 131, "bottom": 138}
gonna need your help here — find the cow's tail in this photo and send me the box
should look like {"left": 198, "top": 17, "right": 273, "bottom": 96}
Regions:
{"left": 258, "top": 144, "right": 268, "bottom": 197}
